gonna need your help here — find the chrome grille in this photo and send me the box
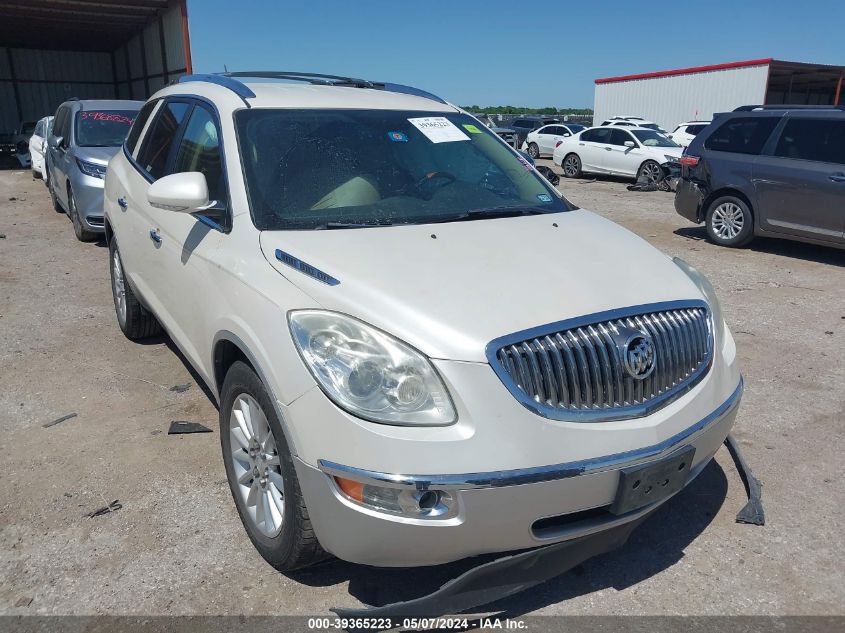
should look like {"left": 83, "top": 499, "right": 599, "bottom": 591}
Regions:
{"left": 489, "top": 303, "right": 713, "bottom": 421}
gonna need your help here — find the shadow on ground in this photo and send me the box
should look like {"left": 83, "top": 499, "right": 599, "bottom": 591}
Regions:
{"left": 287, "top": 459, "right": 728, "bottom": 614}
{"left": 674, "top": 226, "right": 845, "bottom": 267}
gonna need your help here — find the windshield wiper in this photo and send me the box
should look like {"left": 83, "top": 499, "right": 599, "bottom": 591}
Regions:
{"left": 313, "top": 220, "right": 395, "bottom": 230}
{"left": 429, "top": 207, "right": 547, "bottom": 224}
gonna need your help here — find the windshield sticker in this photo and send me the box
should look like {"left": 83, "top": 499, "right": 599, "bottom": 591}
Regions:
{"left": 408, "top": 117, "right": 470, "bottom": 143}
{"left": 462, "top": 124, "right": 482, "bottom": 134}
{"left": 79, "top": 111, "right": 135, "bottom": 125}
{"left": 387, "top": 131, "right": 408, "bottom": 142}
{"left": 537, "top": 193, "right": 552, "bottom": 203}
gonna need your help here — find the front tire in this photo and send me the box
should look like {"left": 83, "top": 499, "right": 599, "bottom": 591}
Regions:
{"left": 562, "top": 153, "right": 582, "bottom": 178}
{"left": 69, "top": 188, "right": 97, "bottom": 242}
{"left": 637, "top": 160, "right": 662, "bottom": 185}
{"left": 220, "top": 361, "right": 328, "bottom": 571}
{"left": 527, "top": 142, "right": 540, "bottom": 159}
{"left": 109, "top": 236, "right": 162, "bottom": 339}
{"left": 705, "top": 195, "right": 754, "bottom": 247}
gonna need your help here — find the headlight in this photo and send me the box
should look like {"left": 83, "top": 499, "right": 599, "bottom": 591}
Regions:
{"left": 76, "top": 158, "right": 106, "bottom": 179}
{"left": 664, "top": 154, "right": 677, "bottom": 163}
{"left": 289, "top": 310, "right": 457, "bottom": 426}
{"left": 673, "top": 257, "right": 725, "bottom": 342}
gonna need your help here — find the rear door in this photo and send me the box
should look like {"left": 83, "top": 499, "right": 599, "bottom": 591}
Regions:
{"left": 753, "top": 116, "right": 845, "bottom": 243}
{"left": 534, "top": 125, "right": 559, "bottom": 155}
{"left": 122, "top": 99, "right": 192, "bottom": 314}
{"left": 577, "top": 128, "right": 613, "bottom": 172}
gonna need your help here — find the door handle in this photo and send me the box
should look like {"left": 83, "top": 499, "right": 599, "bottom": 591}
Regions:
{"left": 605, "top": 147, "right": 613, "bottom": 151}
{"left": 149, "top": 228, "right": 161, "bottom": 244}
{"left": 829, "top": 174, "right": 845, "bottom": 183}
{"left": 117, "top": 197, "right": 128, "bottom": 210}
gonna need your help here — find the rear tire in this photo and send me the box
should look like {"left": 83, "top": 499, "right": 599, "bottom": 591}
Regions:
{"left": 69, "top": 188, "right": 97, "bottom": 242}
{"left": 220, "top": 361, "right": 329, "bottom": 571}
{"left": 562, "top": 153, "right": 582, "bottom": 178}
{"left": 705, "top": 195, "right": 755, "bottom": 247}
{"left": 527, "top": 142, "right": 540, "bottom": 159}
{"left": 109, "top": 236, "right": 162, "bottom": 339}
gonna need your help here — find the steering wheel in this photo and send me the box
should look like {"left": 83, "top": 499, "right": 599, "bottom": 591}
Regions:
{"left": 405, "top": 171, "right": 456, "bottom": 199}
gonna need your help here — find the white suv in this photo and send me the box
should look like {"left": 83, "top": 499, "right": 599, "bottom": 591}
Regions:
{"left": 104, "top": 72, "right": 742, "bottom": 580}
{"left": 668, "top": 120, "right": 711, "bottom": 148}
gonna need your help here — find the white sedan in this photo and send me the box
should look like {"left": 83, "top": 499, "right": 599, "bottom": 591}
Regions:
{"left": 521, "top": 123, "right": 586, "bottom": 158}
{"left": 553, "top": 126, "right": 682, "bottom": 182}
{"left": 28, "top": 116, "right": 53, "bottom": 182}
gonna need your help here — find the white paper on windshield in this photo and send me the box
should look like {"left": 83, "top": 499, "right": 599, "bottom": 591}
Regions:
{"left": 408, "top": 117, "right": 470, "bottom": 143}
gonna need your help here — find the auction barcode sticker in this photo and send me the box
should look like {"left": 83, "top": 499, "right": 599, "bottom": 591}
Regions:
{"left": 408, "top": 117, "right": 470, "bottom": 143}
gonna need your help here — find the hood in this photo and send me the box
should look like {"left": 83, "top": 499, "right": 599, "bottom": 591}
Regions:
{"left": 74, "top": 146, "right": 120, "bottom": 164}
{"left": 259, "top": 210, "right": 703, "bottom": 363}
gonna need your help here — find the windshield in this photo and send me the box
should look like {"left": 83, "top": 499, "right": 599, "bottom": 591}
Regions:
{"left": 236, "top": 109, "right": 574, "bottom": 230}
{"left": 75, "top": 110, "right": 138, "bottom": 147}
{"left": 640, "top": 122, "right": 666, "bottom": 133}
{"left": 566, "top": 124, "right": 586, "bottom": 133}
{"left": 632, "top": 130, "right": 679, "bottom": 147}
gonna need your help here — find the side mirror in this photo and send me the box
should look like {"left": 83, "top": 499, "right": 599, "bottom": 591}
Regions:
{"left": 518, "top": 150, "right": 535, "bottom": 166}
{"left": 562, "top": 132, "right": 571, "bottom": 137}
{"left": 147, "top": 172, "right": 212, "bottom": 212}
{"left": 49, "top": 136, "right": 63, "bottom": 149}
{"left": 624, "top": 140, "right": 636, "bottom": 148}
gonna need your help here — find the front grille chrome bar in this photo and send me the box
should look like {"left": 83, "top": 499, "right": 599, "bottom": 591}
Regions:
{"left": 487, "top": 301, "right": 714, "bottom": 422}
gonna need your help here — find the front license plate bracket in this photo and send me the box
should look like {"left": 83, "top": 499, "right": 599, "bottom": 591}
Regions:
{"left": 610, "top": 445, "right": 696, "bottom": 515}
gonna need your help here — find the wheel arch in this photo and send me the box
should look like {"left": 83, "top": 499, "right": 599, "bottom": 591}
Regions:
{"left": 104, "top": 216, "right": 113, "bottom": 246}
{"left": 212, "top": 330, "right": 301, "bottom": 456}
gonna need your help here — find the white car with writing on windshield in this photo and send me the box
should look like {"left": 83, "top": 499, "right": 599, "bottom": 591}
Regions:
{"left": 554, "top": 126, "right": 683, "bottom": 182}
{"left": 102, "top": 72, "right": 741, "bottom": 599}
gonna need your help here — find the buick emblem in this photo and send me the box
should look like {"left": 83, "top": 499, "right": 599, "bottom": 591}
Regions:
{"left": 623, "top": 334, "right": 656, "bottom": 380}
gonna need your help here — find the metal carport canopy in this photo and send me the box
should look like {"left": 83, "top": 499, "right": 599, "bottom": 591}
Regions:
{"left": 0, "top": 0, "right": 179, "bottom": 52}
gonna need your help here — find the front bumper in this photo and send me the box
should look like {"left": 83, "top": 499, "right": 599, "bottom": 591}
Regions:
{"left": 69, "top": 173, "right": 106, "bottom": 232}
{"left": 294, "top": 379, "right": 742, "bottom": 567}
{"left": 674, "top": 178, "right": 706, "bottom": 223}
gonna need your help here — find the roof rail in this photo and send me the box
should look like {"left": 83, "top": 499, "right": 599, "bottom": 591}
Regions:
{"left": 176, "top": 71, "right": 448, "bottom": 106}
{"left": 734, "top": 104, "right": 845, "bottom": 112}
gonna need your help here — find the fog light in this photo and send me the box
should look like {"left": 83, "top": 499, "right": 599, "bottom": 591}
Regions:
{"left": 333, "top": 476, "right": 455, "bottom": 518}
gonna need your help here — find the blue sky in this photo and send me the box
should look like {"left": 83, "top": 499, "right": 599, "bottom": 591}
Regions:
{"left": 188, "top": 1, "right": 845, "bottom": 109}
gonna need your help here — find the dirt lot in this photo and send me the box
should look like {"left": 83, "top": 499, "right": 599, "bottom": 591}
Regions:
{"left": 1, "top": 160, "right": 843, "bottom": 617}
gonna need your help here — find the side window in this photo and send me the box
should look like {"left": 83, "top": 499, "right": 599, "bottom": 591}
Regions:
{"left": 610, "top": 129, "right": 635, "bottom": 146}
{"left": 53, "top": 107, "right": 67, "bottom": 140}
{"left": 125, "top": 99, "right": 159, "bottom": 155}
{"left": 537, "top": 125, "right": 551, "bottom": 135}
{"left": 588, "top": 128, "right": 612, "bottom": 144}
{"left": 773, "top": 118, "right": 845, "bottom": 165}
{"left": 513, "top": 119, "right": 526, "bottom": 128}
{"left": 172, "top": 104, "right": 226, "bottom": 203}
{"left": 704, "top": 117, "right": 779, "bottom": 155}
{"left": 687, "top": 124, "right": 707, "bottom": 136}
{"left": 136, "top": 101, "right": 191, "bottom": 179}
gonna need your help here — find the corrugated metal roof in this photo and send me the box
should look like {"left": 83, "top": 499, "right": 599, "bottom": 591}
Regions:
{"left": 0, "top": 0, "right": 171, "bottom": 51}
{"left": 595, "top": 59, "right": 774, "bottom": 85}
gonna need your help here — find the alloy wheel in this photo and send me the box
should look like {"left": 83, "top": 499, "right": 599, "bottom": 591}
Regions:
{"left": 711, "top": 202, "right": 745, "bottom": 240}
{"left": 564, "top": 155, "right": 579, "bottom": 176}
{"left": 640, "top": 162, "right": 662, "bottom": 184}
{"left": 229, "top": 394, "right": 285, "bottom": 537}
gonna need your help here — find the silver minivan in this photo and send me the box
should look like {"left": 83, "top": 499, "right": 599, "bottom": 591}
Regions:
{"left": 47, "top": 99, "right": 143, "bottom": 241}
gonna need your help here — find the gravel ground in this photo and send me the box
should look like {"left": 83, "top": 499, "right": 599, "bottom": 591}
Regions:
{"left": 1, "top": 161, "right": 843, "bottom": 617}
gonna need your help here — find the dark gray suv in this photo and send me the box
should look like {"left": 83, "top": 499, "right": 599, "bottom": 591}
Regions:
{"left": 675, "top": 106, "right": 845, "bottom": 249}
